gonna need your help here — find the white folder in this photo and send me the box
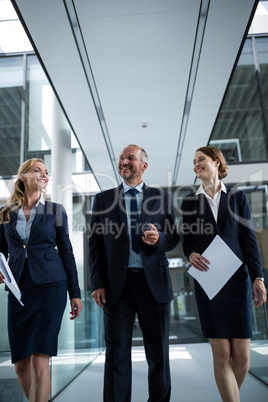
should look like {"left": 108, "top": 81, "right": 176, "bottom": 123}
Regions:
{"left": 0, "top": 252, "right": 24, "bottom": 306}
{"left": 188, "top": 235, "right": 243, "bottom": 300}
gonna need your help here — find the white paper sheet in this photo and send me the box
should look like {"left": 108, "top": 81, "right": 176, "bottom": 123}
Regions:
{"left": 188, "top": 235, "right": 242, "bottom": 300}
{"left": 0, "top": 252, "right": 24, "bottom": 306}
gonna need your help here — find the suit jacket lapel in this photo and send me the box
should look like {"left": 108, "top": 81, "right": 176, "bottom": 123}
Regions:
{"left": 30, "top": 202, "right": 44, "bottom": 228}
{"left": 198, "top": 194, "right": 216, "bottom": 226}
{"left": 140, "top": 184, "right": 153, "bottom": 223}
{"left": 198, "top": 189, "right": 228, "bottom": 234}
{"left": 217, "top": 190, "right": 228, "bottom": 229}
{"left": 10, "top": 207, "right": 23, "bottom": 242}
{"left": 115, "top": 184, "right": 128, "bottom": 234}
{"left": 27, "top": 202, "right": 45, "bottom": 243}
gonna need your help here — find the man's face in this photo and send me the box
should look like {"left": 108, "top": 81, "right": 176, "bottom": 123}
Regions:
{"left": 118, "top": 145, "right": 148, "bottom": 184}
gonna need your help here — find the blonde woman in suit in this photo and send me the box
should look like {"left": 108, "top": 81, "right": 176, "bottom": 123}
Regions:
{"left": 181, "top": 146, "right": 266, "bottom": 402}
{"left": 0, "top": 158, "right": 82, "bottom": 402}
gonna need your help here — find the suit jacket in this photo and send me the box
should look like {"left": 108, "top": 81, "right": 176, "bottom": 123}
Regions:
{"left": 0, "top": 201, "right": 81, "bottom": 299}
{"left": 181, "top": 187, "right": 263, "bottom": 282}
{"left": 89, "top": 183, "right": 180, "bottom": 306}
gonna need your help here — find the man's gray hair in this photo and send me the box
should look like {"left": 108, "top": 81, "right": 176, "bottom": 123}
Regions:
{"left": 127, "top": 144, "right": 148, "bottom": 163}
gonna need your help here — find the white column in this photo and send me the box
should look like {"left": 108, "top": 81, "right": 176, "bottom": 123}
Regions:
{"left": 51, "top": 95, "right": 73, "bottom": 214}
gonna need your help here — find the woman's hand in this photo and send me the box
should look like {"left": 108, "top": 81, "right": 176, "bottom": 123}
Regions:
{"left": 253, "top": 279, "right": 267, "bottom": 307}
{"left": 0, "top": 273, "right": 5, "bottom": 284}
{"left": 70, "top": 298, "right": 83, "bottom": 320}
{"left": 189, "top": 252, "right": 210, "bottom": 272}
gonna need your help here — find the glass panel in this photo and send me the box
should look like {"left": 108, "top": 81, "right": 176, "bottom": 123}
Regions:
{"left": 250, "top": 303, "right": 268, "bottom": 386}
{"left": 170, "top": 186, "right": 207, "bottom": 343}
{"left": 0, "top": 56, "right": 23, "bottom": 176}
{"left": 24, "top": 55, "right": 52, "bottom": 169}
{"left": 0, "top": 1, "right": 32, "bottom": 53}
{"left": 50, "top": 195, "right": 105, "bottom": 399}
{"left": 209, "top": 39, "right": 268, "bottom": 163}
{"left": 131, "top": 186, "right": 206, "bottom": 345}
{"left": 24, "top": 56, "right": 89, "bottom": 174}
{"left": 255, "top": 36, "right": 268, "bottom": 128}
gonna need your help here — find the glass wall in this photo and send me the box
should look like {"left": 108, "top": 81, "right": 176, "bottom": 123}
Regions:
{"left": 25, "top": 55, "right": 52, "bottom": 166}
{"left": 209, "top": 34, "right": 268, "bottom": 386}
{"left": 0, "top": 56, "right": 23, "bottom": 176}
{"left": 0, "top": 54, "right": 90, "bottom": 177}
{"left": 209, "top": 36, "right": 268, "bottom": 163}
{"left": 0, "top": 28, "right": 268, "bottom": 402}
{"left": 0, "top": 52, "right": 104, "bottom": 402}
{"left": 128, "top": 181, "right": 268, "bottom": 369}
{"left": 50, "top": 195, "right": 105, "bottom": 399}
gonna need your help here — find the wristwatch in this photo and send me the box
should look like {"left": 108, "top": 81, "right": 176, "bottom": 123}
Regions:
{"left": 255, "top": 277, "right": 264, "bottom": 282}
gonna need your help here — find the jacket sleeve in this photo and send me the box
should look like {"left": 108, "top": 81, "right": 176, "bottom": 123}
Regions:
{"left": 181, "top": 195, "right": 198, "bottom": 260}
{"left": 0, "top": 223, "right": 8, "bottom": 259}
{"left": 236, "top": 191, "right": 264, "bottom": 282}
{"left": 155, "top": 192, "right": 180, "bottom": 253}
{"left": 55, "top": 204, "right": 81, "bottom": 299}
{"left": 88, "top": 194, "right": 107, "bottom": 292}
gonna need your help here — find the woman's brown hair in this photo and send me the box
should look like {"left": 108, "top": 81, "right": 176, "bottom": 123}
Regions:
{"left": 196, "top": 146, "right": 229, "bottom": 180}
{"left": 0, "top": 158, "right": 46, "bottom": 224}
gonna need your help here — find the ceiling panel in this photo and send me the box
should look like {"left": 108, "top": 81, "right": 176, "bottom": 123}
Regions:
{"left": 11, "top": 0, "right": 258, "bottom": 189}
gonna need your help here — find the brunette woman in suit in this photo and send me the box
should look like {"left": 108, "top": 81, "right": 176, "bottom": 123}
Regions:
{"left": 0, "top": 158, "right": 82, "bottom": 402}
{"left": 181, "top": 146, "right": 266, "bottom": 402}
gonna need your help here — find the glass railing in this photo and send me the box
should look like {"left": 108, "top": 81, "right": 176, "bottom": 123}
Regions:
{"left": 0, "top": 288, "right": 105, "bottom": 401}
{"left": 250, "top": 299, "right": 268, "bottom": 386}
{"left": 50, "top": 289, "right": 105, "bottom": 399}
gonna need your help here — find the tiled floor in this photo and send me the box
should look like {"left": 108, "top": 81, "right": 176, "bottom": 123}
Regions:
{"left": 54, "top": 343, "right": 268, "bottom": 402}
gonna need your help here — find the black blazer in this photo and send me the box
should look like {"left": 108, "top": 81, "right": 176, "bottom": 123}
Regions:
{"left": 181, "top": 187, "right": 263, "bottom": 282}
{"left": 0, "top": 201, "right": 81, "bottom": 299}
{"left": 89, "top": 183, "right": 180, "bottom": 306}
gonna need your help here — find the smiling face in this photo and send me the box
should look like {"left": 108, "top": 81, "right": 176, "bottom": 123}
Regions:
{"left": 118, "top": 145, "right": 148, "bottom": 186}
{"left": 20, "top": 161, "right": 49, "bottom": 193}
{"left": 193, "top": 151, "right": 220, "bottom": 182}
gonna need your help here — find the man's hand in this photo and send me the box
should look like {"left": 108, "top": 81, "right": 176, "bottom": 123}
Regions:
{"left": 92, "top": 288, "right": 106, "bottom": 307}
{"left": 142, "top": 223, "right": 160, "bottom": 246}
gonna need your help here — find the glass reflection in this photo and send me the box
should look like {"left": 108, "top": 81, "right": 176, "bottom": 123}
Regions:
{"left": 209, "top": 38, "right": 268, "bottom": 163}
{"left": 0, "top": 56, "right": 23, "bottom": 176}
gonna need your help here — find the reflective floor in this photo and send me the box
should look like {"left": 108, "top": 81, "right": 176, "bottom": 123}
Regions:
{"left": 53, "top": 343, "right": 268, "bottom": 402}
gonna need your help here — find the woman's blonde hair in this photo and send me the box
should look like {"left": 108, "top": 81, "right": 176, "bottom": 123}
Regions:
{"left": 0, "top": 158, "right": 46, "bottom": 224}
{"left": 196, "top": 146, "right": 229, "bottom": 179}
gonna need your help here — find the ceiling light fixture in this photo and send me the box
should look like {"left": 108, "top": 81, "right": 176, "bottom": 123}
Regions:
{"left": 141, "top": 122, "right": 148, "bottom": 128}
{"left": 172, "top": 0, "right": 210, "bottom": 185}
{"left": 63, "top": 0, "right": 120, "bottom": 184}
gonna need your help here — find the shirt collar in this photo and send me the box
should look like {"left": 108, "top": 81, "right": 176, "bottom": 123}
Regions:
{"left": 123, "top": 181, "right": 144, "bottom": 194}
{"left": 196, "top": 181, "right": 227, "bottom": 195}
{"left": 18, "top": 193, "right": 45, "bottom": 213}
{"left": 38, "top": 193, "right": 46, "bottom": 206}
{"left": 30, "top": 193, "right": 46, "bottom": 208}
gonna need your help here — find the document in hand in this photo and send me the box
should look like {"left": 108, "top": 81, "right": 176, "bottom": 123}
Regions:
{"left": 188, "top": 235, "right": 242, "bottom": 300}
{"left": 0, "top": 252, "right": 24, "bottom": 306}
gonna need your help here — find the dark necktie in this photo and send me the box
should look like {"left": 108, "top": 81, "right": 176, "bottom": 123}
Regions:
{"left": 128, "top": 188, "right": 140, "bottom": 254}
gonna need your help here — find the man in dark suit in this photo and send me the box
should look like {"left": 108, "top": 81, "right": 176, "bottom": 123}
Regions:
{"left": 89, "top": 144, "right": 180, "bottom": 402}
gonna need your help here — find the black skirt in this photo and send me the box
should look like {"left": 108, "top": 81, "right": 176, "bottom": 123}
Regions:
{"left": 8, "top": 260, "right": 68, "bottom": 363}
{"left": 195, "top": 265, "right": 252, "bottom": 339}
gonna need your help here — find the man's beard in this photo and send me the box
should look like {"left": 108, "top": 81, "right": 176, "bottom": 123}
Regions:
{"left": 119, "top": 167, "right": 138, "bottom": 181}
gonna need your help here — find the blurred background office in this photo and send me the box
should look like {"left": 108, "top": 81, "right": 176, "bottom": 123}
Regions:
{"left": 0, "top": 0, "right": 267, "bottom": 400}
